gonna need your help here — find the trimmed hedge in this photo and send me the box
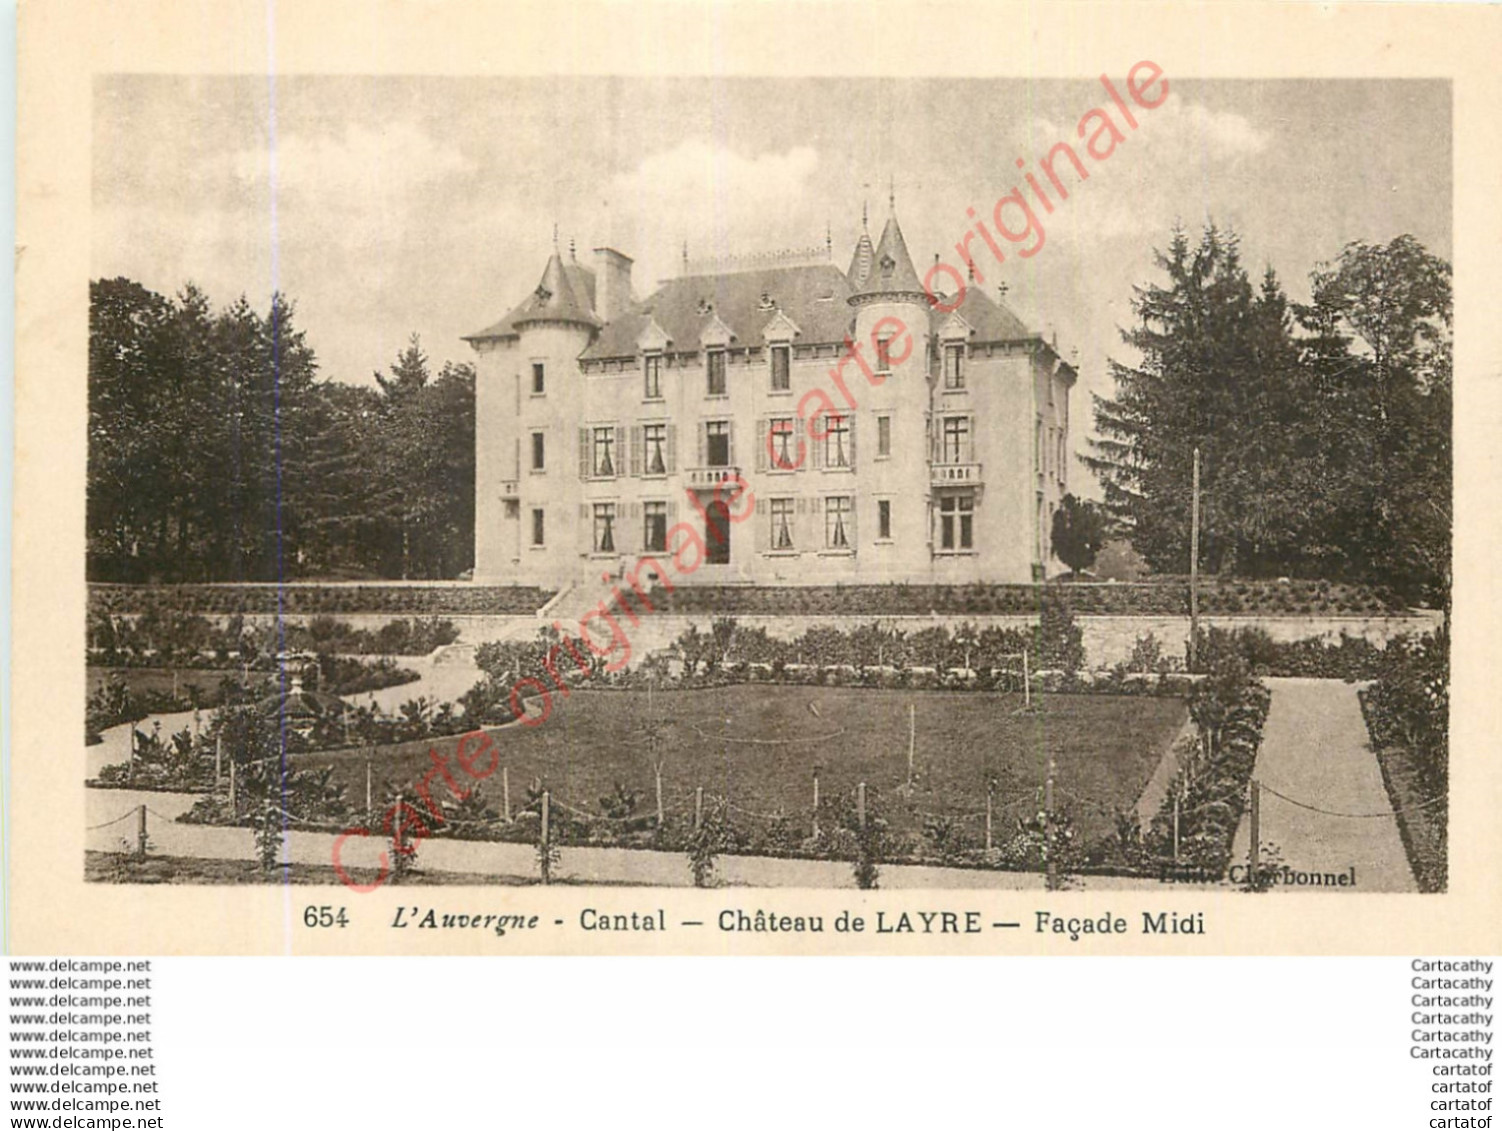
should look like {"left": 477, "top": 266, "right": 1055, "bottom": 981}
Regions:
{"left": 640, "top": 580, "right": 1405, "bottom": 618}
{"left": 90, "top": 583, "right": 554, "bottom": 617}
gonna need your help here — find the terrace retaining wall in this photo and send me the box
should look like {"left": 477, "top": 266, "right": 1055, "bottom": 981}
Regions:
{"left": 449, "top": 609, "right": 1444, "bottom": 668}
{"left": 119, "top": 609, "right": 1445, "bottom": 670}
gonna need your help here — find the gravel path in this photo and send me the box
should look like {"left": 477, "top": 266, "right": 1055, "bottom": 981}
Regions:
{"left": 1229, "top": 677, "right": 1416, "bottom": 892}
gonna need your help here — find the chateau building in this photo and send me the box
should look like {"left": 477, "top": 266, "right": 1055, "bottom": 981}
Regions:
{"left": 464, "top": 207, "right": 1075, "bottom": 586}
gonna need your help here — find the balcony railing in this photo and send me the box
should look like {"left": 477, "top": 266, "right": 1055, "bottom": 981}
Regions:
{"left": 685, "top": 465, "right": 743, "bottom": 488}
{"left": 930, "top": 461, "right": 983, "bottom": 486}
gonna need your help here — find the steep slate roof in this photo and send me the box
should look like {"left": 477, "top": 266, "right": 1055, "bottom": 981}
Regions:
{"left": 582, "top": 263, "right": 855, "bottom": 360}
{"left": 564, "top": 261, "right": 596, "bottom": 309}
{"left": 467, "top": 221, "right": 1052, "bottom": 357}
{"left": 854, "top": 215, "right": 926, "bottom": 297}
{"left": 464, "top": 251, "right": 601, "bottom": 341}
{"left": 932, "top": 284, "right": 1036, "bottom": 343}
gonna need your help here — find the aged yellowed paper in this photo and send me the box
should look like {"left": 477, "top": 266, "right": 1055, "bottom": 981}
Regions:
{"left": 13, "top": 0, "right": 1502, "bottom": 954}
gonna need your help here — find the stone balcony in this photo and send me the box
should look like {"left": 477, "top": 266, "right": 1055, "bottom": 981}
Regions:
{"left": 499, "top": 479, "right": 520, "bottom": 499}
{"left": 685, "top": 465, "right": 744, "bottom": 489}
{"left": 930, "top": 461, "right": 983, "bottom": 486}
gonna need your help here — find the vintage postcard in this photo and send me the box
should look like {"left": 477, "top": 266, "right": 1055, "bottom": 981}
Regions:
{"left": 11, "top": 0, "right": 1501, "bottom": 954}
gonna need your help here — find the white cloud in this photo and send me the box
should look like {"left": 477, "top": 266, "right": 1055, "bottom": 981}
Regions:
{"left": 230, "top": 119, "right": 473, "bottom": 211}
{"left": 605, "top": 141, "right": 823, "bottom": 283}
{"left": 996, "top": 96, "right": 1269, "bottom": 249}
{"left": 1151, "top": 99, "right": 1271, "bottom": 158}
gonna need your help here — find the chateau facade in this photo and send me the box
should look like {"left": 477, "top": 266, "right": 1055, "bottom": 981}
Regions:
{"left": 465, "top": 208, "right": 1075, "bottom": 587}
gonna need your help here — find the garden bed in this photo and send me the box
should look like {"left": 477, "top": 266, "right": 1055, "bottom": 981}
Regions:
{"left": 294, "top": 685, "right": 1188, "bottom": 853}
{"left": 1356, "top": 630, "right": 1448, "bottom": 893}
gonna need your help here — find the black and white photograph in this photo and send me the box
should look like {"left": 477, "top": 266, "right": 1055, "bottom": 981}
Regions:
{"left": 83, "top": 70, "right": 1451, "bottom": 896}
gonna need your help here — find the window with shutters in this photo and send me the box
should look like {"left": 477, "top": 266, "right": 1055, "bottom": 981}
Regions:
{"left": 824, "top": 414, "right": 851, "bottom": 470}
{"left": 769, "top": 498, "right": 796, "bottom": 551}
{"left": 643, "top": 353, "right": 663, "bottom": 400}
{"left": 767, "top": 416, "right": 799, "bottom": 472}
{"left": 593, "top": 503, "right": 617, "bottom": 554}
{"left": 530, "top": 431, "right": 545, "bottom": 471}
{"left": 643, "top": 501, "right": 668, "bottom": 552}
{"left": 876, "top": 414, "right": 891, "bottom": 459}
{"left": 770, "top": 345, "right": 791, "bottom": 392}
{"left": 938, "top": 492, "right": 975, "bottom": 552}
{"left": 643, "top": 424, "right": 668, "bottom": 476}
{"left": 591, "top": 426, "right": 617, "bottom": 478}
{"left": 943, "top": 344, "right": 965, "bottom": 389}
{"left": 824, "top": 495, "right": 854, "bottom": 550}
{"left": 531, "top": 508, "right": 545, "bottom": 547}
{"left": 706, "top": 349, "right": 727, "bottom": 396}
{"left": 705, "top": 420, "right": 731, "bottom": 467}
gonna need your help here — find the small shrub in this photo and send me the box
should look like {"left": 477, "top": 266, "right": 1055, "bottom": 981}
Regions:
{"left": 685, "top": 798, "right": 732, "bottom": 888}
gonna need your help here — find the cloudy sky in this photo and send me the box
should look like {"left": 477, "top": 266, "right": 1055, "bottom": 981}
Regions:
{"left": 94, "top": 75, "right": 1450, "bottom": 481}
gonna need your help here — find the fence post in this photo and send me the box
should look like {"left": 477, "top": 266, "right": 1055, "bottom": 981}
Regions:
{"left": 985, "top": 779, "right": 995, "bottom": 852}
{"left": 1173, "top": 792, "right": 1181, "bottom": 863}
{"left": 1044, "top": 751, "right": 1057, "bottom": 889}
{"left": 694, "top": 787, "right": 704, "bottom": 832}
{"left": 811, "top": 769, "right": 821, "bottom": 839}
{"left": 502, "top": 766, "right": 512, "bottom": 823}
{"left": 136, "top": 805, "right": 148, "bottom": 860}
{"left": 365, "top": 760, "right": 373, "bottom": 819}
{"left": 1247, "top": 779, "right": 1261, "bottom": 888}
{"left": 907, "top": 704, "right": 916, "bottom": 795}
{"left": 1023, "top": 648, "right": 1031, "bottom": 709}
{"left": 540, "top": 790, "right": 551, "bottom": 886}
{"left": 228, "top": 760, "right": 237, "bottom": 812}
{"left": 857, "top": 782, "right": 867, "bottom": 830}
{"left": 394, "top": 792, "right": 404, "bottom": 860}
{"left": 214, "top": 736, "right": 223, "bottom": 786}
{"left": 654, "top": 765, "right": 664, "bottom": 827}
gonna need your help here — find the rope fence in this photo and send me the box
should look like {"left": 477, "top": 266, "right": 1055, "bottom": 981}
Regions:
{"left": 1257, "top": 781, "right": 1445, "bottom": 820}
{"left": 687, "top": 723, "right": 848, "bottom": 747}
{"left": 85, "top": 809, "right": 141, "bottom": 832}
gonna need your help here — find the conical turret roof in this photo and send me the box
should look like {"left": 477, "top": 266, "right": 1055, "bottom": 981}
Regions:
{"left": 852, "top": 213, "right": 926, "bottom": 299}
{"left": 513, "top": 251, "right": 602, "bottom": 329}
{"left": 847, "top": 229, "right": 875, "bottom": 289}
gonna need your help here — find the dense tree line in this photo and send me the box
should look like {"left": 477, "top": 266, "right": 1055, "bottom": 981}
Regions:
{"left": 88, "top": 278, "right": 475, "bottom": 581}
{"left": 1087, "top": 229, "right": 1451, "bottom": 605}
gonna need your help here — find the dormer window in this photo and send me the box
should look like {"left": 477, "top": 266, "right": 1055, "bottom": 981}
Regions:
{"left": 643, "top": 353, "right": 663, "bottom": 400}
{"left": 706, "top": 349, "right": 727, "bottom": 396}
{"left": 944, "top": 344, "right": 965, "bottom": 389}
{"left": 770, "top": 345, "right": 791, "bottom": 392}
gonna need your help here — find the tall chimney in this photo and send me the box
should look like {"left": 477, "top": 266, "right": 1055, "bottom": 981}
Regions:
{"left": 593, "top": 247, "right": 634, "bottom": 324}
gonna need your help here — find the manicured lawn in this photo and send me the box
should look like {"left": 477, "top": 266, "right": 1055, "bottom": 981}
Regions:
{"left": 297, "top": 686, "right": 1186, "bottom": 844}
{"left": 88, "top": 666, "right": 239, "bottom": 702}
